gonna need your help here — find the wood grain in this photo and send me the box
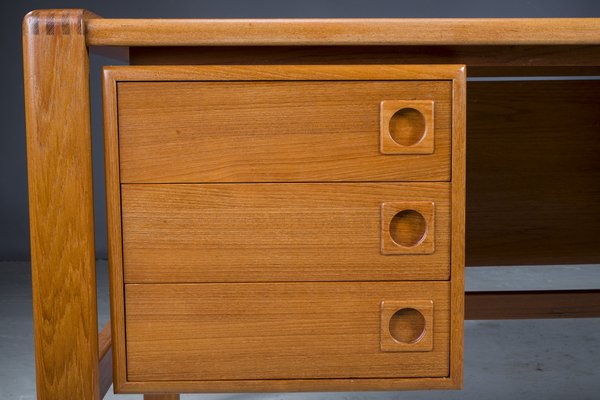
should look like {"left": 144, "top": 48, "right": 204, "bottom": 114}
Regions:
{"left": 129, "top": 45, "right": 600, "bottom": 73}
{"left": 380, "top": 201, "right": 436, "bottom": 255}
{"left": 102, "top": 66, "right": 129, "bottom": 392}
{"left": 116, "top": 79, "right": 452, "bottom": 183}
{"left": 85, "top": 18, "right": 600, "bottom": 46}
{"left": 23, "top": 9, "right": 100, "bottom": 400}
{"left": 125, "top": 282, "right": 450, "bottom": 382}
{"left": 144, "top": 395, "right": 180, "bottom": 400}
{"left": 466, "top": 80, "right": 600, "bottom": 266}
{"left": 105, "top": 63, "right": 467, "bottom": 82}
{"left": 380, "top": 100, "right": 435, "bottom": 155}
{"left": 120, "top": 377, "right": 457, "bottom": 393}
{"left": 465, "top": 290, "right": 600, "bottom": 319}
{"left": 121, "top": 183, "right": 451, "bottom": 283}
{"left": 450, "top": 69, "right": 466, "bottom": 388}
{"left": 98, "top": 322, "right": 111, "bottom": 359}
{"left": 24, "top": 8, "right": 595, "bottom": 395}
{"left": 103, "top": 64, "right": 465, "bottom": 392}
{"left": 97, "top": 292, "right": 595, "bottom": 391}
{"left": 380, "top": 300, "right": 434, "bottom": 352}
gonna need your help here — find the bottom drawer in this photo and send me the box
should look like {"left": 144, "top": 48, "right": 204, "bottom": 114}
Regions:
{"left": 125, "top": 281, "right": 450, "bottom": 382}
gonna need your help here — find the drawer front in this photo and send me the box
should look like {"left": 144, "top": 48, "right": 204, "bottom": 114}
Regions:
{"left": 121, "top": 183, "right": 451, "bottom": 283}
{"left": 117, "top": 80, "right": 452, "bottom": 183}
{"left": 125, "top": 281, "right": 450, "bottom": 381}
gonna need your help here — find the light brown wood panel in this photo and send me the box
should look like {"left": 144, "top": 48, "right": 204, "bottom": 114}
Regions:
{"left": 86, "top": 18, "right": 600, "bottom": 46}
{"left": 144, "top": 395, "right": 180, "bottom": 400}
{"left": 116, "top": 80, "right": 452, "bottom": 183}
{"left": 466, "top": 80, "right": 600, "bottom": 266}
{"left": 449, "top": 69, "right": 466, "bottom": 387}
{"left": 465, "top": 290, "right": 600, "bottom": 319}
{"left": 98, "top": 323, "right": 111, "bottom": 359}
{"left": 121, "top": 183, "right": 451, "bottom": 283}
{"left": 107, "top": 63, "right": 464, "bottom": 81}
{"left": 103, "top": 65, "right": 129, "bottom": 392}
{"left": 129, "top": 45, "right": 600, "bottom": 72}
{"left": 23, "top": 9, "right": 101, "bottom": 400}
{"left": 125, "top": 282, "right": 450, "bottom": 382}
{"left": 119, "top": 377, "right": 457, "bottom": 393}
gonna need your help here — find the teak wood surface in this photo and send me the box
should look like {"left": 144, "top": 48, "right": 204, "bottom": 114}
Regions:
{"left": 22, "top": 8, "right": 598, "bottom": 399}
{"left": 104, "top": 66, "right": 464, "bottom": 392}
{"left": 126, "top": 282, "right": 450, "bottom": 381}
{"left": 103, "top": 64, "right": 465, "bottom": 393}
{"left": 85, "top": 18, "right": 600, "bottom": 46}
{"left": 128, "top": 45, "right": 600, "bottom": 77}
{"left": 466, "top": 80, "right": 600, "bottom": 266}
{"left": 23, "top": 9, "right": 101, "bottom": 400}
{"left": 117, "top": 79, "right": 451, "bottom": 182}
{"left": 121, "top": 183, "right": 451, "bottom": 282}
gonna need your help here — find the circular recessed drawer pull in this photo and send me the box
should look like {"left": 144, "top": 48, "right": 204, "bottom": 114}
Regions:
{"left": 389, "top": 209, "right": 428, "bottom": 248}
{"left": 389, "top": 307, "right": 426, "bottom": 344}
{"left": 381, "top": 201, "right": 435, "bottom": 255}
{"left": 381, "top": 300, "right": 434, "bottom": 352}
{"left": 389, "top": 108, "right": 427, "bottom": 147}
{"left": 380, "top": 100, "right": 435, "bottom": 155}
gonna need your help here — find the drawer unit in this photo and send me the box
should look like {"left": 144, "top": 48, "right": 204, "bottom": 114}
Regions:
{"left": 103, "top": 65, "right": 465, "bottom": 393}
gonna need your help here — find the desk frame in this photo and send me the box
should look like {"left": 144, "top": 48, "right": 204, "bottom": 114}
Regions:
{"left": 22, "top": 9, "right": 600, "bottom": 399}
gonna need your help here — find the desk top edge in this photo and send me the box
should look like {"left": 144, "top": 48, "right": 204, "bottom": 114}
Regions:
{"left": 86, "top": 17, "right": 600, "bottom": 46}
{"left": 23, "top": 10, "right": 600, "bottom": 46}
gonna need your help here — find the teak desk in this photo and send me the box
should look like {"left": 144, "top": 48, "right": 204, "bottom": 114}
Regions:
{"left": 23, "top": 10, "right": 600, "bottom": 399}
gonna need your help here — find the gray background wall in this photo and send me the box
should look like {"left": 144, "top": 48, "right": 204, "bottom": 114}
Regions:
{"left": 2, "top": 0, "right": 600, "bottom": 261}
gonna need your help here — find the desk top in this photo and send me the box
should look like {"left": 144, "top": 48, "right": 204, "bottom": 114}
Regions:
{"left": 84, "top": 17, "right": 600, "bottom": 46}
{"left": 23, "top": 11, "right": 600, "bottom": 46}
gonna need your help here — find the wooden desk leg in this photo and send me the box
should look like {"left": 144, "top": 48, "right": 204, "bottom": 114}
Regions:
{"left": 144, "top": 395, "right": 180, "bottom": 400}
{"left": 23, "top": 9, "right": 101, "bottom": 399}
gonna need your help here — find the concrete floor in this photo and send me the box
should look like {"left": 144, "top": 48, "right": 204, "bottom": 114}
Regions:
{"left": 1, "top": 261, "right": 599, "bottom": 400}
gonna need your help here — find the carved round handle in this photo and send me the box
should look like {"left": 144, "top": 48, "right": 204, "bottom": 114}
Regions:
{"left": 388, "top": 209, "right": 428, "bottom": 248}
{"left": 388, "top": 308, "right": 426, "bottom": 344}
{"left": 388, "top": 107, "right": 427, "bottom": 147}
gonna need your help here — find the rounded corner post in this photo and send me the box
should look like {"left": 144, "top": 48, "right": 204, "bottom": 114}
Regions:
{"left": 23, "top": 8, "right": 101, "bottom": 400}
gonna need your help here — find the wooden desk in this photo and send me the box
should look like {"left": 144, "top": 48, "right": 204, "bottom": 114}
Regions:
{"left": 23, "top": 10, "right": 600, "bottom": 399}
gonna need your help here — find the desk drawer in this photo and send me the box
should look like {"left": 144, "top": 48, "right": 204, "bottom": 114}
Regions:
{"left": 117, "top": 80, "right": 452, "bottom": 183}
{"left": 121, "top": 183, "right": 451, "bottom": 283}
{"left": 125, "top": 281, "right": 450, "bottom": 381}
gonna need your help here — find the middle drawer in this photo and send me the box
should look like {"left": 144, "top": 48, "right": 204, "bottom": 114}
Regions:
{"left": 121, "top": 182, "right": 450, "bottom": 283}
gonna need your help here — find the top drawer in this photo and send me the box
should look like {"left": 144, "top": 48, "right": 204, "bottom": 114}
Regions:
{"left": 112, "top": 66, "right": 458, "bottom": 183}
